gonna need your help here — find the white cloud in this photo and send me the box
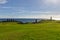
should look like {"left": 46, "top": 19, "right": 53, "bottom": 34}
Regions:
{"left": 29, "top": 11, "right": 60, "bottom": 15}
{"left": 43, "top": 0, "right": 60, "bottom": 5}
{"left": 0, "top": 0, "right": 8, "bottom": 4}
{"left": 0, "top": 6, "right": 11, "bottom": 8}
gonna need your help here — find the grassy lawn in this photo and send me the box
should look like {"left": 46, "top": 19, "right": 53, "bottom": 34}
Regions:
{"left": 0, "top": 22, "right": 60, "bottom": 40}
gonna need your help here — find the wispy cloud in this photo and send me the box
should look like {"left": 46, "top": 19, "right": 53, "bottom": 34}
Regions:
{"left": 20, "top": 11, "right": 60, "bottom": 15}
{"left": 0, "top": 0, "right": 8, "bottom": 4}
{"left": 1, "top": 7, "right": 12, "bottom": 8}
{"left": 42, "top": 0, "right": 60, "bottom": 5}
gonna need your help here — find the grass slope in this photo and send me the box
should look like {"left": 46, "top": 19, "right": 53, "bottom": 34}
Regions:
{"left": 0, "top": 21, "right": 60, "bottom": 40}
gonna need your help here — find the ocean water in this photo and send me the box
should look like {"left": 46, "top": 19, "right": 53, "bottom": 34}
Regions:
{"left": 0, "top": 18, "right": 41, "bottom": 23}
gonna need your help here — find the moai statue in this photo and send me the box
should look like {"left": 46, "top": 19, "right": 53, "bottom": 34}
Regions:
{"left": 50, "top": 16, "right": 52, "bottom": 20}
{"left": 35, "top": 19, "right": 37, "bottom": 23}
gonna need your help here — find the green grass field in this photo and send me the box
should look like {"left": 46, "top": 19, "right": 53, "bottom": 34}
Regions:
{"left": 0, "top": 21, "right": 60, "bottom": 40}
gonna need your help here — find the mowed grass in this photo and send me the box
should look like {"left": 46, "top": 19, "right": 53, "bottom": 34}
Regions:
{"left": 0, "top": 22, "right": 60, "bottom": 40}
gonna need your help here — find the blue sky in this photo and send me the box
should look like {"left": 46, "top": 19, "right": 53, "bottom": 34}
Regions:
{"left": 0, "top": 0, "right": 60, "bottom": 19}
